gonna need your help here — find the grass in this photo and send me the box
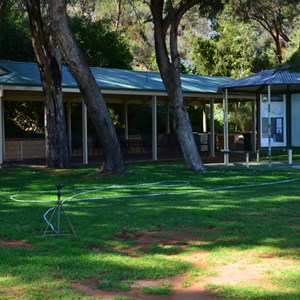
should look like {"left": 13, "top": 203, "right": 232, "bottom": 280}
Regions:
{"left": 140, "top": 282, "right": 173, "bottom": 295}
{"left": 0, "top": 162, "right": 299, "bottom": 299}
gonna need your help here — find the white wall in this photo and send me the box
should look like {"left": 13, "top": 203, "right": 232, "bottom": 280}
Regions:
{"left": 291, "top": 93, "right": 300, "bottom": 147}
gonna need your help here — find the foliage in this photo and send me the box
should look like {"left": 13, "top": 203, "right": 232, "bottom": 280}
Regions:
{"left": 227, "top": 0, "right": 300, "bottom": 63}
{"left": 4, "top": 102, "right": 44, "bottom": 138}
{"left": 198, "top": 0, "right": 224, "bottom": 19}
{"left": 286, "top": 50, "right": 300, "bottom": 71}
{"left": 0, "top": 163, "right": 300, "bottom": 299}
{"left": 126, "top": 104, "right": 168, "bottom": 135}
{"left": 0, "top": 0, "right": 34, "bottom": 61}
{"left": 227, "top": 102, "right": 252, "bottom": 132}
{"left": 95, "top": 0, "right": 154, "bottom": 70}
{"left": 190, "top": 14, "right": 277, "bottom": 79}
{"left": 70, "top": 16, "right": 133, "bottom": 69}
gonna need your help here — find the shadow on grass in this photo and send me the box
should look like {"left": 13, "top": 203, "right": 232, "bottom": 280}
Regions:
{"left": 0, "top": 164, "right": 299, "bottom": 299}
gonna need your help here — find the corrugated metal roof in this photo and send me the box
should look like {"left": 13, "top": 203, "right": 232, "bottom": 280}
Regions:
{"left": 220, "top": 67, "right": 300, "bottom": 90}
{"left": 0, "top": 60, "right": 234, "bottom": 95}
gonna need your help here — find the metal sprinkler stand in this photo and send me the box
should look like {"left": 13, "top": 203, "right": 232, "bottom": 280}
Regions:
{"left": 43, "top": 185, "right": 78, "bottom": 239}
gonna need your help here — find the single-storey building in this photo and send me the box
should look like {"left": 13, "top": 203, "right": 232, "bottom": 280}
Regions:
{"left": 219, "top": 66, "right": 300, "bottom": 166}
{"left": 0, "top": 60, "right": 241, "bottom": 166}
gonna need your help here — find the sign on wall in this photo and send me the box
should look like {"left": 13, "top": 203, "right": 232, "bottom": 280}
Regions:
{"left": 260, "top": 94, "right": 286, "bottom": 148}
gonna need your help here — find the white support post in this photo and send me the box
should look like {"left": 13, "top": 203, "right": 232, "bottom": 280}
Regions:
{"left": 223, "top": 89, "right": 229, "bottom": 165}
{"left": 0, "top": 86, "right": 3, "bottom": 166}
{"left": 202, "top": 104, "right": 207, "bottom": 132}
{"left": 82, "top": 100, "right": 88, "bottom": 164}
{"left": 209, "top": 98, "right": 215, "bottom": 157}
{"left": 288, "top": 149, "right": 293, "bottom": 165}
{"left": 267, "top": 85, "right": 272, "bottom": 168}
{"left": 124, "top": 103, "right": 129, "bottom": 139}
{"left": 152, "top": 96, "right": 157, "bottom": 160}
{"left": 246, "top": 153, "right": 249, "bottom": 168}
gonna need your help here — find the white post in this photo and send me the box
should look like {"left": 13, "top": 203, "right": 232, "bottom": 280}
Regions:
{"left": 202, "top": 105, "right": 207, "bottom": 132}
{"left": 209, "top": 98, "right": 215, "bottom": 157}
{"left": 0, "top": 86, "right": 3, "bottom": 166}
{"left": 152, "top": 96, "right": 157, "bottom": 160}
{"left": 267, "top": 85, "right": 272, "bottom": 168}
{"left": 288, "top": 149, "right": 293, "bottom": 165}
{"left": 124, "top": 103, "right": 129, "bottom": 139}
{"left": 223, "top": 89, "right": 229, "bottom": 165}
{"left": 82, "top": 100, "right": 88, "bottom": 164}
{"left": 246, "top": 153, "right": 249, "bottom": 168}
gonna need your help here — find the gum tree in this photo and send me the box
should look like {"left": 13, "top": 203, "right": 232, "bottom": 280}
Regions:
{"left": 228, "top": 0, "right": 300, "bottom": 63}
{"left": 149, "top": 0, "right": 213, "bottom": 172}
{"left": 48, "top": 0, "right": 126, "bottom": 173}
{"left": 27, "top": 0, "right": 70, "bottom": 168}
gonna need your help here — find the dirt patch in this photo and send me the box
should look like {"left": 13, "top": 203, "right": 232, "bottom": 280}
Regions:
{"left": 74, "top": 229, "right": 292, "bottom": 299}
{"left": 0, "top": 239, "right": 34, "bottom": 249}
{"left": 72, "top": 276, "right": 216, "bottom": 300}
{"left": 89, "top": 228, "right": 209, "bottom": 256}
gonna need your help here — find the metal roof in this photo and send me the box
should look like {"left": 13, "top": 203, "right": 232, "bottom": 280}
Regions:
{"left": 0, "top": 60, "right": 234, "bottom": 96}
{"left": 219, "top": 67, "right": 300, "bottom": 93}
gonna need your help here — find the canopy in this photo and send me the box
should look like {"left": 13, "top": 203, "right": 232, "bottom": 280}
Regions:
{"left": 219, "top": 66, "right": 300, "bottom": 94}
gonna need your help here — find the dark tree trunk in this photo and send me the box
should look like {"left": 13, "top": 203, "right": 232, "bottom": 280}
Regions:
{"left": 0, "top": 0, "right": 4, "bottom": 22}
{"left": 27, "top": 0, "right": 70, "bottom": 168}
{"left": 48, "top": 0, "right": 126, "bottom": 173}
{"left": 150, "top": 0, "right": 206, "bottom": 172}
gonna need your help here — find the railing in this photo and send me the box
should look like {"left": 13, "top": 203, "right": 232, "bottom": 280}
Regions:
{"left": 5, "top": 139, "right": 46, "bottom": 160}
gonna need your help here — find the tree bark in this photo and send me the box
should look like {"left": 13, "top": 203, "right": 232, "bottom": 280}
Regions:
{"left": 48, "top": 0, "right": 126, "bottom": 173}
{"left": 27, "top": 0, "right": 70, "bottom": 168}
{"left": 150, "top": 0, "right": 206, "bottom": 172}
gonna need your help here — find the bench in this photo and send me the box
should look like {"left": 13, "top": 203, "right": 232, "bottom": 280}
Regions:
{"left": 221, "top": 148, "right": 294, "bottom": 167}
{"left": 256, "top": 148, "right": 293, "bottom": 165}
{"left": 221, "top": 150, "right": 256, "bottom": 168}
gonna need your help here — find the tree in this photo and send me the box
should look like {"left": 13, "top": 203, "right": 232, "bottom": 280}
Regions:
{"left": 190, "top": 14, "right": 277, "bottom": 78}
{"left": 0, "top": 0, "right": 5, "bottom": 22}
{"left": 95, "top": 0, "right": 155, "bottom": 70}
{"left": 0, "top": 0, "right": 34, "bottom": 61}
{"left": 228, "top": 0, "right": 300, "bottom": 63}
{"left": 70, "top": 16, "right": 133, "bottom": 69}
{"left": 27, "top": 0, "right": 70, "bottom": 168}
{"left": 149, "top": 0, "right": 214, "bottom": 172}
{"left": 48, "top": 0, "right": 127, "bottom": 173}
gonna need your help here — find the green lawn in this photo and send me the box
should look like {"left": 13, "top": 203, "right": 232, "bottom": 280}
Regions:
{"left": 0, "top": 162, "right": 299, "bottom": 299}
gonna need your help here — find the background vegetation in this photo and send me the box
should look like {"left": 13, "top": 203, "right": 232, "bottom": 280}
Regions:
{"left": 1, "top": 0, "right": 300, "bottom": 140}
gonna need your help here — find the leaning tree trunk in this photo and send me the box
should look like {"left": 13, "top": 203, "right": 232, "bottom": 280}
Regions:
{"left": 150, "top": 0, "right": 206, "bottom": 172}
{"left": 48, "top": 0, "right": 126, "bottom": 173}
{"left": 27, "top": 0, "right": 70, "bottom": 168}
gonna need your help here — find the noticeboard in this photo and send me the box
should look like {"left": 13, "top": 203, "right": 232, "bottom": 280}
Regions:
{"left": 260, "top": 94, "right": 286, "bottom": 148}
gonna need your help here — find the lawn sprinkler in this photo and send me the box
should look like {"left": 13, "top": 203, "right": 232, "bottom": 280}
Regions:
{"left": 43, "top": 185, "right": 78, "bottom": 239}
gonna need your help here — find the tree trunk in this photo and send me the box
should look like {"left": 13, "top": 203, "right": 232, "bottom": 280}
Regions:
{"left": 162, "top": 66, "right": 206, "bottom": 171}
{"left": 150, "top": 0, "right": 206, "bottom": 172}
{"left": 48, "top": 0, "right": 126, "bottom": 173}
{"left": 27, "top": 0, "right": 70, "bottom": 168}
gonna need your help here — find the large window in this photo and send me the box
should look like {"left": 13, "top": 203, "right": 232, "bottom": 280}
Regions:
{"left": 260, "top": 94, "right": 286, "bottom": 148}
{"left": 291, "top": 93, "right": 300, "bottom": 147}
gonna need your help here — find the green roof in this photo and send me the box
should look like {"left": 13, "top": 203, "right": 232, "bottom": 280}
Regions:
{"left": 0, "top": 60, "right": 234, "bottom": 95}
